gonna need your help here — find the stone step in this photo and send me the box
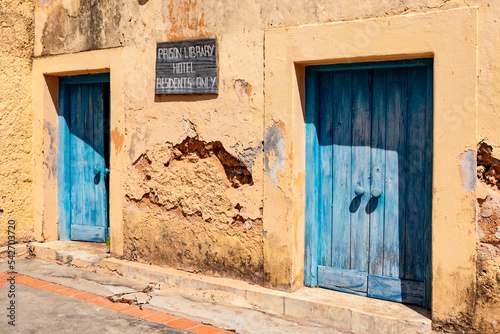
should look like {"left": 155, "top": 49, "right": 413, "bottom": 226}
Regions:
{"left": 0, "top": 243, "right": 30, "bottom": 261}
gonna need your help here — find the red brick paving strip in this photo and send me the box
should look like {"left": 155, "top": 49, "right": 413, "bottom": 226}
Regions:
{"left": 143, "top": 312, "right": 179, "bottom": 324}
{"left": 0, "top": 272, "right": 24, "bottom": 279}
{"left": 37, "top": 283, "right": 67, "bottom": 292}
{"left": 189, "top": 324, "right": 227, "bottom": 334}
{"left": 123, "top": 307, "right": 157, "bottom": 318}
{"left": 165, "top": 318, "right": 201, "bottom": 330}
{"left": 86, "top": 297, "right": 113, "bottom": 307}
{"left": 72, "top": 292, "right": 100, "bottom": 301}
{"left": 23, "top": 279, "right": 54, "bottom": 288}
{"left": 53, "top": 287, "right": 83, "bottom": 296}
{"left": 0, "top": 272, "right": 231, "bottom": 333}
{"left": 15, "top": 276, "right": 37, "bottom": 284}
{"left": 105, "top": 303, "right": 137, "bottom": 312}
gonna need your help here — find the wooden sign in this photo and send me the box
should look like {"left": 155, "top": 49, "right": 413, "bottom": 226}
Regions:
{"left": 155, "top": 38, "right": 218, "bottom": 95}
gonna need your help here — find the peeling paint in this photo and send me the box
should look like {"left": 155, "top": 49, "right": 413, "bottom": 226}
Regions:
{"left": 37, "top": 0, "right": 53, "bottom": 6}
{"left": 234, "top": 79, "right": 253, "bottom": 100}
{"left": 181, "top": 119, "right": 198, "bottom": 138}
{"left": 264, "top": 123, "right": 285, "bottom": 186}
{"left": 44, "top": 121, "right": 57, "bottom": 179}
{"left": 231, "top": 141, "right": 263, "bottom": 174}
{"left": 164, "top": 0, "right": 207, "bottom": 40}
{"left": 460, "top": 150, "right": 476, "bottom": 192}
{"left": 111, "top": 127, "right": 125, "bottom": 153}
{"left": 124, "top": 137, "right": 262, "bottom": 283}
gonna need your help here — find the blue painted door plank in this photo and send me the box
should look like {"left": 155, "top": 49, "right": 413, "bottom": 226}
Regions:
{"left": 383, "top": 68, "right": 408, "bottom": 279}
{"left": 368, "top": 275, "right": 424, "bottom": 306}
{"left": 405, "top": 67, "right": 428, "bottom": 282}
{"left": 305, "top": 60, "right": 433, "bottom": 308}
{"left": 70, "top": 85, "right": 84, "bottom": 229}
{"left": 71, "top": 225, "right": 106, "bottom": 242}
{"left": 331, "top": 71, "right": 352, "bottom": 270}
{"left": 58, "top": 83, "right": 71, "bottom": 240}
{"left": 424, "top": 64, "right": 434, "bottom": 309}
{"left": 82, "top": 84, "right": 95, "bottom": 228}
{"left": 350, "top": 69, "right": 371, "bottom": 273}
{"left": 318, "top": 265, "right": 368, "bottom": 295}
{"left": 369, "top": 69, "right": 387, "bottom": 276}
{"left": 318, "top": 72, "right": 334, "bottom": 267}
{"left": 304, "top": 69, "right": 320, "bottom": 286}
{"left": 89, "top": 84, "right": 98, "bottom": 227}
{"left": 65, "top": 82, "right": 108, "bottom": 242}
{"left": 91, "top": 83, "right": 108, "bottom": 230}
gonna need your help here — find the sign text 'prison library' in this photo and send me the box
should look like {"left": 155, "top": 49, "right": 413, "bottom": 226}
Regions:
{"left": 155, "top": 38, "right": 218, "bottom": 95}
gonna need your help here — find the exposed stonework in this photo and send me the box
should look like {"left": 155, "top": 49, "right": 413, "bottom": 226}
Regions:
{"left": 473, "top": 142, "right": 500, "bottom": 334}
{"left": 477, "top": 143, "right": 500, "bottom": 245}
{"left": 477, "top": 141, "right": 500, "bottom": 190}
{"left": 0, "top": 0, "right": 34, "bottom": 246}
{"left": 124, "top": 137, "right": 263, "bottom": 283}
{"left": 475, "top": 244, "right": 500, "bottom": 334}
{"left": 172, "top": 136, "right": 253, "bottom": 188}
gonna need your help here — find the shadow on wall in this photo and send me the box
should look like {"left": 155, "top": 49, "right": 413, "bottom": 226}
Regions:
{"left": 154, "top": 94, "right": 218, "bottom": 103}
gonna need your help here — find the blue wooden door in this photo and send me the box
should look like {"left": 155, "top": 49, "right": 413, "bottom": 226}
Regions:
{"left": 305, "top": 59, "right": 433, "bottom": 308}
{"left": 58, "top": 74, "right": 110, "bottom": 243}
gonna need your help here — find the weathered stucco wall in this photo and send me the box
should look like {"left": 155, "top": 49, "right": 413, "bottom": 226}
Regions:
{"left": 32, "top": 0, "right": 500, "bottom": 332}
{"left": 0, "top": 0, "right": 34, "bottom": 246}
{"left": 35, "top": 0, "right": 267, "bottom": 283}
{"left": 124, "top": 134, "right": 264, "bottom": 282}
{"left": 264, "top": 8, "right": 480, "bottom": 332}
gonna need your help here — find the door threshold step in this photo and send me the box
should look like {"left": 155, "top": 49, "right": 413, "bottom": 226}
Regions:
{"left": 29, "top": 241, "right": 431, "bottom": 333}
{"left": 30, "top": 240, "right": 109, "bottom": 267}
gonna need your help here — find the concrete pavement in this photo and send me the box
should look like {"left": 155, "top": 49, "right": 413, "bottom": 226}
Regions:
{"left": 0, "top": 259, "right": 337, "bottom": 334}
{"left": 0, "top": 281, "right": 189, "bottom": 334}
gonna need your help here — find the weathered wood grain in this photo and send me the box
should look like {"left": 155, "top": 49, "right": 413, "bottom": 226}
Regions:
{"left": 305, "top": 60, "right": 432, "bottom": 307}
